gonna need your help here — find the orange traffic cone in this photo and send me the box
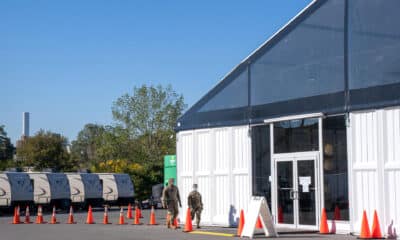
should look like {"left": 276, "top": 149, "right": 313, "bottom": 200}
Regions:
{"left": 359, "top": 210, "right": 371, "bottom": 239}
{"left": 67, "top": 206, "right": 76, "bottom": 224}
{"left": 133, "top": 206, "right": 141, "bottom": 225}
{"left": 50, "top": 206, "right": 58, "bottom": 224}
{"left": 149, "top": 206, "right": 157, "bottom": 225}
{"left": 127, "top": 204, "right": 133, "bottom": 219}
{"left": 103, "top": 206, "right": 110, "bottom": 224}
{"left": 11, "top": 206, "right": 21, "bottom": 224}
{"left": 334, "top": 205, "right": 341, "bottom": 220}
{"left": 236, "top": 209, "right": 245, "bottom": 236}
{"left": 86, "top": 205, "right": 95, "bottom": 224}
{"left": 320, "top": 208, "right": 329, "bottom": 234}
{"left": 25, "top": 206, "right": 32, "bottom": 224}
{"left": 36, "top": 205, "right": 45, "bottom": 224}
{"left": 183, "top": 208, "right": 193, "bottom": 232}
{"left": 371, "top": 210, "right": 383, "bottom": 239}
{"left": 118, "top": 207, "right": 126, "bottom": 225}
{"left": 256, "top": 216, "right": 262, "bottom": 229}
{"left": 278, "top": 206, "right": 284, "bottom": 223}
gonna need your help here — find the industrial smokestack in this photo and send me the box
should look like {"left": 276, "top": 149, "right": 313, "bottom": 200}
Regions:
{"left": 23, "top": 112, "right": 29, "bottom": 137}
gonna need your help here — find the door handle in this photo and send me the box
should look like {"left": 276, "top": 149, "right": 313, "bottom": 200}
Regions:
{"left": 289, "top": 189, "right": 294, "bottom": 200}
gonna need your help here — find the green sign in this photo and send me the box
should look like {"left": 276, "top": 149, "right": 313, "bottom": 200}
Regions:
{"left": 164, "top": 155, "right": 177, "bottom": 186}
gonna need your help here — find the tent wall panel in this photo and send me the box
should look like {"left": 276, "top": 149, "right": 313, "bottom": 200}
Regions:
{"left": 349, "top": 107, "right": 400, "bottom": 234}
{"left": 382, "top": 108, "right": 400, "bottom": 232}
{"left": 177, "top": 126, "right": 251, "bottom": 226}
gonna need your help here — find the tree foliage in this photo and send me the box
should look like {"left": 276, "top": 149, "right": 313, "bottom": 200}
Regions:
{"left": 0, "top": 125, "right": 15, "bottom": 170}
{"left": 112, "top": 84, "right": 184, "bottom": 137}
{"left": 111, "top": 84, "right": 185, "bottom": 198}
{"left": 69, "top": 124, "right": 106, "bottom": 169}
{"left": 17, "top": 130, "right": 74, "bottom": 171}
{"left": 71, "top": 84, "right": 185, "bottom": 199}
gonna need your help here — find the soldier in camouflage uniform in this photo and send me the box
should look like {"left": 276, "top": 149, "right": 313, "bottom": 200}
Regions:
{"left": 162, "top": 178, "right": 182, "bottom": 229}
{"left": 188, "top": 184, "right": 203, "bottom": 228}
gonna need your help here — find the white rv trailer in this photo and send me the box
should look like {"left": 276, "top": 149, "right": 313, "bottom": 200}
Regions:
{"left": 28, "top": 172, "right": 71, "bottom": 209}
{"left": 97, "top": 173, "right": 135, "bottom": 205}
{"left": 66, "top": 173, "right": 103, "bottom": 208}
{"left": 0, "top": 172, "right": 34, "bottom": 208}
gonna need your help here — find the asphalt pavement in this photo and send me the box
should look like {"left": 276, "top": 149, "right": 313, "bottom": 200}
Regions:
{"left": 0, "top": 207, "right": 358, "bottom": 240}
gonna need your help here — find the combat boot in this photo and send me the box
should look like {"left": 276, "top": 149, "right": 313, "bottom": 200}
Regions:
{"left": 166, "top": 215, "right": 171, "bottom": 228}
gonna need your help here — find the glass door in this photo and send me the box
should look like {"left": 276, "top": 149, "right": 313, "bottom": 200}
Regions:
{"left": 297, "top": 159, "right": 316, "bottom": 226}
{"left": 275, "top": 157, "right": 317, "bottom": 228}
{"left": 276, "top": 161, "right": 294, "bottom": 224}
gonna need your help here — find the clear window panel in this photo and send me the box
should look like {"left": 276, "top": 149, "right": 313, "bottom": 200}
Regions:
{"left": 252, "top": 125, "right": 271, "bottom": 207}
{"left": 323, "top": 115, "right": 349, "bottom": 221}
{"left": 274, "top": 118, "right": 319, "bottom": 153}
{"left": 298, "top": 160, "right": 316, "bottom": 225}
{"left": 277, "top": 161, "right": 294, "bottom": 224}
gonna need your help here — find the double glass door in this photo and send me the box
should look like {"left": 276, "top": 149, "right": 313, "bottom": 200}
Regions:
{"left": 275, "top": 157, "right": 317, "bottom": 227}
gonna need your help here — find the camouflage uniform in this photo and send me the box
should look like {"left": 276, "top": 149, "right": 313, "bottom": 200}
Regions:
{"left": 188, "top": 190, "right": 203, "bottom": 228}
{"left": 162, "top": 184, "right": 182, "bottom": 228}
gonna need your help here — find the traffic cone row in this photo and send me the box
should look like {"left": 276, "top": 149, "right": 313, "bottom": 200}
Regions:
{"left": 318, "top": 208, "right": 385, "bottom": 238}
{"left": 359, "top": 210, "right": 384, "bottom": 239}
{"left": 319, "top": 208, "right": 339, "bottom": 234}
{"left": 7, "top": 203, "right": 398, "bottom": 240}
{"left": 9, "top": 203, "right": 167, "bottom": 225}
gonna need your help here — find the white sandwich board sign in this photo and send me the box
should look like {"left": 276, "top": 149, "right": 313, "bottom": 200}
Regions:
{"left": 241, "top": 196, "right": 278, "bottom": 238}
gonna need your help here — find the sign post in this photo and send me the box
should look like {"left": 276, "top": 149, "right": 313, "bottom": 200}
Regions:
{"left": 241, "top": 196, "right": 278, "bottom": 238}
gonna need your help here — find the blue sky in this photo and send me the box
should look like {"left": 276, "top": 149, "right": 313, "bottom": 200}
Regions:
{"left": 1, "top": 0, "right": 310, "bottom": 143}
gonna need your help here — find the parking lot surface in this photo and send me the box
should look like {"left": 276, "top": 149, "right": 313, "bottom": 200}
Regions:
{"left": 0, "top": 208, "right": 358, "bottom": 240}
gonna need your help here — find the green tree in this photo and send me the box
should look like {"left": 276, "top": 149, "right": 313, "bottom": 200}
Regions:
{"left": 0, "top": 125, "right": 15, "bottom": 170}
{"left": 112, "top": 84, "right": 185, "bottom": 199}
{"left": 112, "top": 84, "right": 185, "bottom": 137}
{"left": 70, "top": 124, "right": 106, "bottom": 169}
{"left": 17, "top": 130, "right": 73, "bottom": 171}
